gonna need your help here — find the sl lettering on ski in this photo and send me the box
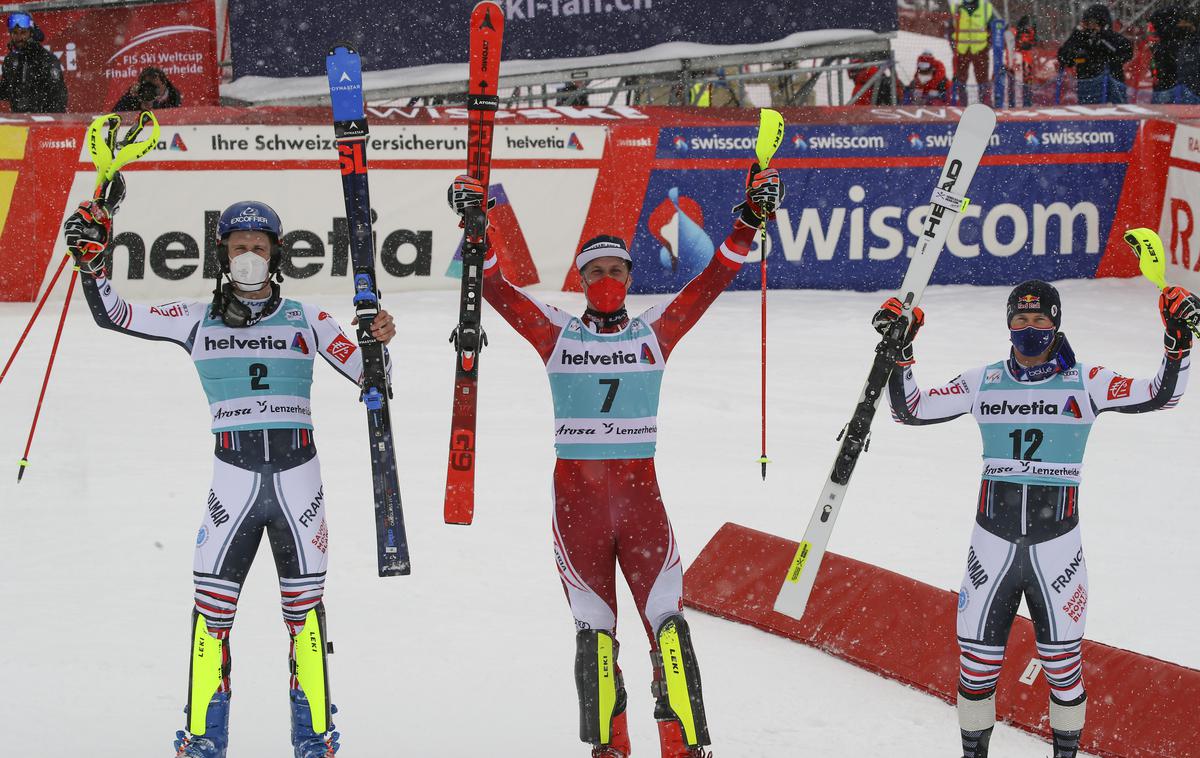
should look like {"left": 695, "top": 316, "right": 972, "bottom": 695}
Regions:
{"left": 1108, "top": 375, "right": 1133, "bottom": 400}
{"left": 966, "top": 547, "right": 989, "bottom": 589}
{"left": 1051, "top": 548, "right": 1085, "bottom": 594}
{"left": 560, "top": 349, "right": 638, "bottom": 366}
{"left": 207, "top": 490, "right": 230, "bottom": 527}
{"left": 326, "top": 333, "right": 356, "bottom": 364}
{"left": 204, "top": 335, "right": 288, "bottom": 351}
{"left": 338, "top": 141, "right": 367, "bottom": 175}
{"left": 299, "top": 488, "right": 324, "bottom": 528}
{"left": 923, "top": 159, "right": 963, "bottom": 240}
{"left": 1062, "top": 583, "right": 1087, "bottom": 622}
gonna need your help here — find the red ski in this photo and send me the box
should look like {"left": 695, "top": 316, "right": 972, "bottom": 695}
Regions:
{"left": 444, "top": 0, "right": 504, "bottom": 525}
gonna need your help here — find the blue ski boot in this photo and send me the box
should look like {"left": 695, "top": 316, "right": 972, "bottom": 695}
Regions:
{"left": 174, "top": 692, "right": 230, "bottom": 758}
{"left": 290, "top": 689, "right": 340, "bottom": 758}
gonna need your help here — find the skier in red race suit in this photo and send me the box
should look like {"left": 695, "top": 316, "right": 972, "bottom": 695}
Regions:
{"left": 447, "top": 165, "right": 783, "bottom": 758}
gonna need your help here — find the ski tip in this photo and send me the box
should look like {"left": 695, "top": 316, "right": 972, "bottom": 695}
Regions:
{"left": 327, "top": 41, "right": 358, "bottom": 57}
{"left": 16, "top": 457, "right": 28, "bottom": 482}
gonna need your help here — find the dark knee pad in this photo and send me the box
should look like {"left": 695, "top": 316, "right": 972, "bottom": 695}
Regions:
{"left": 574, "top": 629, "right": 626, "bottom": 745}
{"left": 653, "top": 614, "right": 710, "bottom": 747}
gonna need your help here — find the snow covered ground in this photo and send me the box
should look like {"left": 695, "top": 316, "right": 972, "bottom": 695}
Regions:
{"left": 5, "top": 277, "right": 1189, "bottom": 756}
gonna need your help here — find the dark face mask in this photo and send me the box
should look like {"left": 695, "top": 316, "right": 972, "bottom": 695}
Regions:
{"left": 1010, "top": 326, "right": 1056, "bottom": 357}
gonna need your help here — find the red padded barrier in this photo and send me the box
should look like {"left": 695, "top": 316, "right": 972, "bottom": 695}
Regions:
{"left": 682, "top": 522, "right": 1200, "bottom": 758}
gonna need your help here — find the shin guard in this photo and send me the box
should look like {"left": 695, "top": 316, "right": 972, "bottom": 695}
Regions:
{"left": 574, "top": 629, "right": 626, "bottom": 745}
{"left": 1050, "top": 692, "right": 1087, "bottom": 758}
{"left": 655, "top": 614, "right": 710, "bottom": 747}
{"left": 291, "top": 604, "right": 332, "bottom": 735}
{"left": 187, "top": 610, "right": 229, "bottom": 736}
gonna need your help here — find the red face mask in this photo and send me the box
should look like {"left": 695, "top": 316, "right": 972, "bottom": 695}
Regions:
{"left": 585, "top": 275, "right": 628, "bottom": 313}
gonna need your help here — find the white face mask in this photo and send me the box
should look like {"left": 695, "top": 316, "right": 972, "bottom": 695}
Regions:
{"left": 229, "top": 252, "right": 270, "bottom": 292}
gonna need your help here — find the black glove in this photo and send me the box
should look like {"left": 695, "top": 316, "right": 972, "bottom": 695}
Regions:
{"left": 732, "top": 162, "right": 784, "bottom": 227}
{"left": 872, "top": 296, "right": 925, "bottom": 366}
{"left": 64, "top": 200, "right": 112, "bottom": 277}
{"left": 446, "top": 173, "right": 495, "bottom": 220}
{"left": 1160, "top": 285, "right": 1198, "bottom": 357}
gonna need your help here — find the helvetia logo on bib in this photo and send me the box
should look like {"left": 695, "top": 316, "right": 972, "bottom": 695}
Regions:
{"left": 1061, "top": 395, "right": 1083, "bottom": 419}
{"left": 639, "top": 343, "right": 656, "bottom": 365}
{"left": 291, "top": 332, "right": 310, "bottom": 354}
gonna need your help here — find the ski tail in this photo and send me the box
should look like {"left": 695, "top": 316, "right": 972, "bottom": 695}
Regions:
{"left": 444, "top": 2, "right": 505, "bottom": 526}
{"left": 772, "top": 104, "right": 996, "bottom": 620}
{"left": 325, "top": 44, "right": 411, "bottom": 576}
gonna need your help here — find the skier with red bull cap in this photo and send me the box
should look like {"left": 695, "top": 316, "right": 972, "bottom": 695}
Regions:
{"left": 447, "top": 163, "right": 782, "bottom": 758}
{"left": 875, "top": 278, "right": 1197, "bottom": 758}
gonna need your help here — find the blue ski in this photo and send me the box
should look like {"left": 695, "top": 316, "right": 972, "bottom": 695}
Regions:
{"left": 325, "top": 44, "right": 410, "bottom": 577}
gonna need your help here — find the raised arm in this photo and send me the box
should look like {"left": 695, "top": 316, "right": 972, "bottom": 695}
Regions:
{"left": 1085, "top": 286, "right": 1197, "bottom": 414}
{"left": 645, "top": 163, "right": 783, "bottom": 359}
{"left": 643, "top": 220, "right": 756, "bottom": 359}
{"left": 67, "top": 195, "right": 202, "bottom": 349}
{"left": 481, "top": 247, "right": 570, "bottom": 363}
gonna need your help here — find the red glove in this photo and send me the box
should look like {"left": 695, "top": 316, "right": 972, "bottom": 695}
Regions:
{"left": 872, "top": 296, "right": 925, "bottom": 366}
{"left": 63, "top": 200, "right": 113, "bottom": 277}
{"left": 1159, "top": 286, "right": 1198, "bottom": 358}
{"left": 732, "top": 162, "right": 784, "bottom": 226}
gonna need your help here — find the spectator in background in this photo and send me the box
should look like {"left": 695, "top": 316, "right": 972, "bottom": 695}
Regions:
{"left": 950, "top": 0, "right": 997, "bottom": 105}
{"left": 0, "top": 12, "right": 67, "bottom": 113}
{"left": 850, "top": 54, "right": 900, "bottom": 105}
{"left": 113, "top": 67, "right": 181, "bottom": 112}
{"left": 1149, "top": 6, "right": 1200, "bottom": 103}
{"left": 1057, "top": 5, "right": 1133, "bottom": 104}
{"left": 903, "top": 51, "right": 950, "bottom": 105}
{"left": 1005, "top": 15, "right": 1037, "bottom": 106}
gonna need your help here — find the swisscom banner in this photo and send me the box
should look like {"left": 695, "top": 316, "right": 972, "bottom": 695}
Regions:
{"left": 635, "top": 120, "right": 1138, "bottom": 294}
{"left": 229, "top": 0, "right": 897, "bottom": 79}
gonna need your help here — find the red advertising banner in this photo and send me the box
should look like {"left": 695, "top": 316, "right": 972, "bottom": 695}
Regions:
{"left": 2, "top": 0, "right": 218, "bottom": 113}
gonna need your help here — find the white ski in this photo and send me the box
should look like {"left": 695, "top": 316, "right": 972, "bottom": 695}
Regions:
{"left": 773, "top": 103, "right": 997, "bottom": 620}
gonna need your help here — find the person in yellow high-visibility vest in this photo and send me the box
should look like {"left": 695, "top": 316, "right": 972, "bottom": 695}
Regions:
{"left": 950, "top": 0, "right": 997, "bottom": 104}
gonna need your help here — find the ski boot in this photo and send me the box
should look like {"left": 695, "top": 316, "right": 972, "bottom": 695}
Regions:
{"left": 590, "top": 709, "right": 631, "bottom": 757}
{"left": 174, "top": 692, "right": 230, "bottom": 758}
{"left": 656, "top": 718, "right": 712, "bottom": 758}
{"left": 290, "top": 688, "right": 340, "bottom": 758}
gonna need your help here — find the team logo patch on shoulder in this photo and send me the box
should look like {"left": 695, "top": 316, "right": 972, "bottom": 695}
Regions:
{"left": 639, "top": 342, "right": 656, "bottom": 365}
{"left": 1108, "top": 375, "right": 1132, "bottom": 400}
{"left": 1061, "top": 395, "right": 1083, "bottom": 419}
{"left": 318, "top": 311, "right": 332, "bottom": 321}
{"left": 286, "top": 308, "right": 303, "bottom": 321}
{"left": 327, "top": 333, "right": 356, "bottom": 364}
{"left": 984, "top": 368, "right": 1003, "bottom": 384}
{"left": 1089, "top": 365, "right": 1103, "bottom": 379}
{"left": 291, "top": 332, "right": 310, "bottom": 354}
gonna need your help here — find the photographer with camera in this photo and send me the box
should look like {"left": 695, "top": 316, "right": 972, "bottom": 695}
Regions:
{"left": 113, "top": 66, "right": 181, "bottom": 112}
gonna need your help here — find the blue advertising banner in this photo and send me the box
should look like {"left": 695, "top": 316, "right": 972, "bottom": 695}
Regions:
{"left": 230, "top": 0, "right": 898, "bottom": 79}
{"left": 634, "top": 141, "right": 1131, "bottom": 294}
{"left": 657, "top": 121, "right": 1138, "bottom": 160}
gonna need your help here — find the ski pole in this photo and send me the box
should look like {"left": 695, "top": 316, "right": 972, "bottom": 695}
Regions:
{"left": 753, "top": 108, "right": 784, "bottom": 480}
{"left": 1123, "top": 227, "right": 1200, "bottom": 337}
{"left": 0, "top": 253, "right": 70, "bottom": 388}
{"left": 18, "top": 266, "right": 79, "bottom": 482}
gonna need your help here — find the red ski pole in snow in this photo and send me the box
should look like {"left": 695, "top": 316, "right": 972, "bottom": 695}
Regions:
{"left": 0, "top": 253, "right": 71, "bottom": 388}
{"left": 754, "top": 109, "right": 784, "bottom": 480}
{"left": 17, "top": 266, "right": 78, "bottom": 482}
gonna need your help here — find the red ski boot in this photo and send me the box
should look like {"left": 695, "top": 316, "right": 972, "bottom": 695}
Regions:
{"left": 656, "top": 719, "right": 711, "bottom": 758}
{"left": 591, "top": 709, "right": 631, "bottom": 757}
